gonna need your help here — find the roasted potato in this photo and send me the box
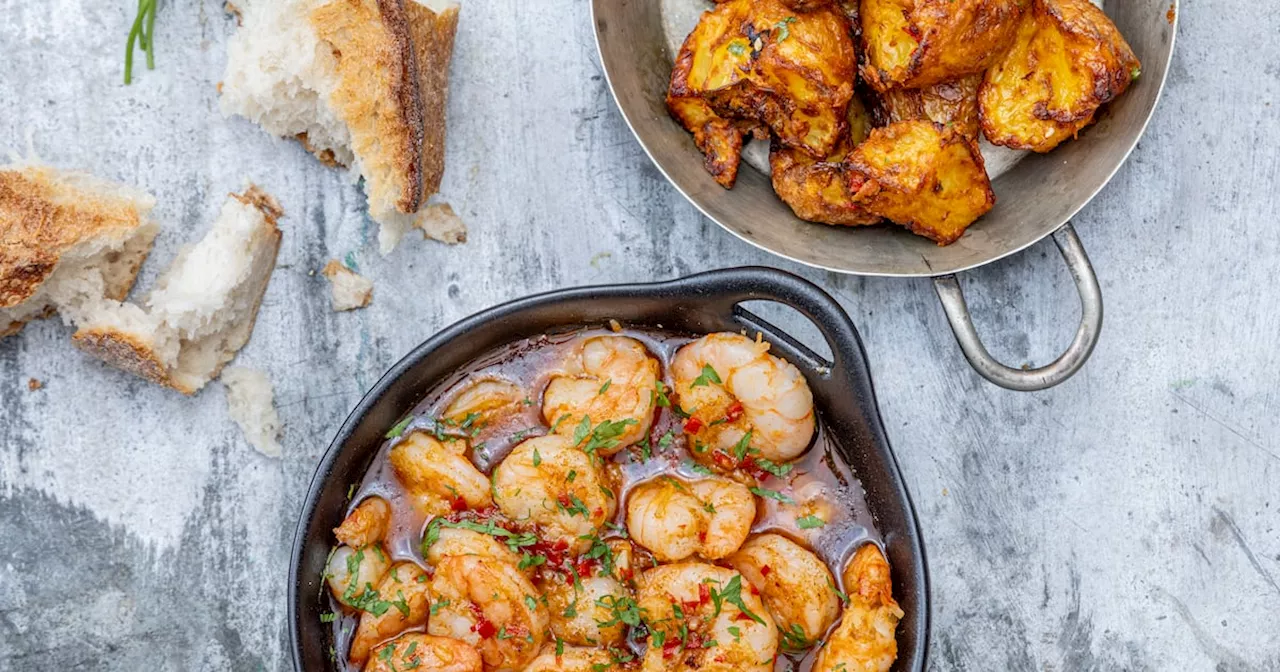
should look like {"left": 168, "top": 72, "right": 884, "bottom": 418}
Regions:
{"left": 668, "top": 0, "right": 858, "bottom": 185}
{"left": 860, "top": 0, "right": 1025, "bottom": 90}
{"left": 845, "top": 120, "right": 994, "bottom": 244}
{"left": 979, "top": 0, "right": 1140, "bottom": 152}
{"left": 770, "top": 95, "right": 880, "bottom": 226}
{"left": 871, "top": 74, "right": 982, "bottom": 140}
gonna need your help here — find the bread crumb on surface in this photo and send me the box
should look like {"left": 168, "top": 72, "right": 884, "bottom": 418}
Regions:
{"left": 322, "top": 260, "right": 373, "bottom": 311}
{"left": 414, "top": 202, "right": 467, "bottom": 245}
{"left": 222, "top": 366, "right": 282, "bottom": 458}
{"left": 27, "top": 378, "right": 42, "bottom": 391}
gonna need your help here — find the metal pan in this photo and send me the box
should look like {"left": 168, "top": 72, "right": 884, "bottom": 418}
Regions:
{"left": 289, "top": 267, "right": 929, "bottom": 671}
{"left": 591, "top": 0, "right": 1178, "bottom": 390}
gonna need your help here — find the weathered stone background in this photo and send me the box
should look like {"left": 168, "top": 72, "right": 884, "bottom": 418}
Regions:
{"left": 1, "top": 1, "right": 1277, "bottom": 670}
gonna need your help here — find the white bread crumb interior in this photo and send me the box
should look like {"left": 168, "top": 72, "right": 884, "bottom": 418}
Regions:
{"left": 222, "top": 365, "right": 283, "bottom": 458}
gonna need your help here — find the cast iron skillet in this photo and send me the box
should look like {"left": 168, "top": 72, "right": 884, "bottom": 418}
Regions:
{"left": 290, "top": 267, "right": 930, "bottom": 671}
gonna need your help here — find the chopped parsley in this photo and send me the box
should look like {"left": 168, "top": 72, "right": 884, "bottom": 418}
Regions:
{"left": 731, "top": 430, "right": 753, "bottom": 462}
{"left": 727, "top": 41, "right": 748, "bottom": 57}
{"left": 430, "top": 599, "right": 451, "bottom": 616}
{"left": 654, "top": 380, "right": 671, "bottom": 407}
{"left": 533, "top": 447, "right": 542, "bottom": 467}
{"left": 774, "top": 16, "right": 797, "bottom": 41}
{"left": 781, "top": 623, "right": 810, "bottom": 651}
{"left": 390, "top": 590, "right": 411, "bottom": 618}
{"left": 385, "top": 416, "right": 413, "bottom": 439}
{"left": 796, "top": 514, "right": 826, "bottom": 529}
{"left": 599, "top": 379, "right": 612, "bottom": 395}
{"left": 594, "top": 595, "right": 644, "bottom": 628}
{"left": 750, "top": 486, "right": 796, "bottom": 505}
{"left": 710, "top": 575, "right": 765, "bottom": 625}
{"left": 525, "top": 595, "right": 539, "bottom": 611}
{"left": 574, "top": 416, "right": 638, "bottom": 455}
{"left": 753, "top": 457, "right": 793, "bottom": 478}
{"left": 320, "top": 611, "right": 337, "bottom": 623}
{"left": 690, "top": 364, "right": 722, "bottom": 388}
{"left": 827, "top": 577, "right": 849, "bottom": 605}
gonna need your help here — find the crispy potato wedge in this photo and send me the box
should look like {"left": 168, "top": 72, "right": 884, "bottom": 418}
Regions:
{"left": 978, "top": 0, "right": 1140, "bottom": 152}
{"left": 771, "top": 95, "right": 881, "bottom": 226}
{"left": 871, "top": 74, "right": 982, "bottom": 140}
{"left": 979, "top": 0, "right": 1140, "bottom": 152}
{"left": 846, "top": 120, "right": 994, "bottom": 244}
{"left": 668, "top": 0, "right": 858, "bottom": 183}
{"left": 860, "top": 0, "right": 1025, "bottom": 90}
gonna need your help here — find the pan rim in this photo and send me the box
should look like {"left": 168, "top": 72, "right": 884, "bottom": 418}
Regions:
{"left": 589, "top": 0, "right": 1180, "bottom": 278}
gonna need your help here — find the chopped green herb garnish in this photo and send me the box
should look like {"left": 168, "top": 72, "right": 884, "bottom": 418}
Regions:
{"left": 774, "top": 16, "right": 797, "bottom": 41}
{"left": 827, "top": 577, "right": 850, "bottom": 605}
{"left": 750, "top": 486, "right": 796, "bottom": 504}
{"left": 533, "top": 447, "right": 542, "bottom": 467}
{"left": 731, "top": 430, "right": 753, "bottom": 462}
{"left": 599, "top": 379, "right": 612, "bottom": 395}
{"left": 781, "top": 623, "right": 810, "bottom": 651}
{"left": 710, "top": 575, "right": 765, "bottom": 624}
{"left": 525, "top": 595, "right": 539, "bottom": 611}
{"left": 727, "top": 41, "right": 747, "bottom": 57}
{"left": 430, "top": 598, "right": 451, "bottom": 616}
{"left": 320, "top": 611, "right": 337, "bottom": 623}
{"left": 654, "top": 380, "right": 671, "bottom": 407}
{"left": 594, "top": 595, "right": 644, "bottom": 628}
{"left": 390, "top": 590, "right": 411, "bottom": 617}
{"left": 386, "top": 416, "right": 413, "bottom": 439}
{"left": 753, "top": 457, "right": 793, "bottom": 478}
{"left": 577, "top": 417, "right": 639, "bottom": 455}
{"left": 796, "top": 515, "right": 825, "bottom": 529}
{"left": 690, "top": 364, "right": 722, "bottom": 388}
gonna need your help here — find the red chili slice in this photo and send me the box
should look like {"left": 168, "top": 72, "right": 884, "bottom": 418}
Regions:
{"left": 683, "top": 417, "right": 703, "bottom": 434}
{"left": 760, "top": 565, "right": 771, "bottom": 577}
{"left": 474, "top": 618, "right": 497, "bottom": 639}
{"left": 724, "top": 401, "right": 744, "bottom": 423}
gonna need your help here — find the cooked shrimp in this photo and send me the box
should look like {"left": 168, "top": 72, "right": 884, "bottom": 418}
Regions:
{"left": 350, "top": 562, "right": 431, "bottom": 666}
{"left": 444, "top": 378, "right": 526, "bottom": 427}
{"left": 424, "top": 526, "right": 525, "bottom": 568}
{"left": 542, "top": 335, "right": 659, "bottom": 454}
{"left": 390, "top": 431, "right": 492, "bottom": 516}
{"left": 326, "top": 544, "right": 392, "bottom": 609}
{"left": 335, "top": 496, "right": 392, "bottom": 548}
{"left": 811, "top": 544, "right": 903, "bottom": 672}
{"left": 727, "top": 534, "right": 839, "bottom": 648}
{"left": 428, "top": 554, "right": 548, "bottom": 672}
{"left": 492, "top": 435, "right": 616, "bottom": 552}
{"left": 521, "top": 645, "right": 616, "bottom": 672}
{"left": 626, "top": 475, "right": 755, "bottom": 562}
{"left": 541, "top": 573, "right": 633, "bottom": 647}
{"left": 636, "top": 563, "right": 778, "bottom": 672}
{"left": 363, "top": 633, "right": 483, "bottom": 672}
{"left": 672, "top": 333, "right": 815, "bottom": 466}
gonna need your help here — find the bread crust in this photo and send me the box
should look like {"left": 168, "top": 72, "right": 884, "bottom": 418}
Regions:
{"left": 72, "top": 326, "right": 175, "bottom": 389}
{"left": 404, "top": 2, "right": 460, "bottom": 197}
{"left": 312, "top": 0, "right": 425, "bottom": 216}
{"left": 0, "top": 169, "right": 149, "bottom": 309}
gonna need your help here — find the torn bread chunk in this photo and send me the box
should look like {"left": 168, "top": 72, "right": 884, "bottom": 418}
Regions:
{"left": 1, "top": 164, "right": 159, "bottom": 337}
{"left": 220, "top": 0, "right": 460, "bottom": 255}
{"left": 413, "top": 201, "right": 466, "bottom": 244}
{"left": 222, "top": 365, "right": 283, "bottom": 457}
{"left": 72, "top": 186, "right": 283, "bottom": 394}
{"left": 322, "top": 259, "right": 374, "bottom": 311}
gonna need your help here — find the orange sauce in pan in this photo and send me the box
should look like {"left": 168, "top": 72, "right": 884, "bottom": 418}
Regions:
{"left": 327, "top": 326, "right": 885, "bottom": 671}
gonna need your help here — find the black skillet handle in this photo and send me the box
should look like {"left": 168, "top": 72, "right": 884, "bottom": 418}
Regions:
{"left": 664, "top": 266, "right": 867, "bottom": 384}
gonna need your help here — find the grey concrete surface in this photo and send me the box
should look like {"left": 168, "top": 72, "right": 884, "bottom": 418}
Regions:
{"left": 1, "top": 1, "right": 1277, "bottom": 670}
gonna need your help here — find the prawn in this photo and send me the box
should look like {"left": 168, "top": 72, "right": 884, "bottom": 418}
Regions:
{"left": 444, "top": 378, "right": 527, "bottom": 427}
{"left": 389, "top": 431, "right": 492, "bottom": 516}
{"left": 671, "top": 333, "right": 814, "bottom": 468}
{"left": 363, "top": 634, "right": 483, "bottom": 672}
{"left": 492, "top": 435, "right": 616, "bottom": 552}
{"left": 427, "top": 554, "right": 548, "bottom": 672}
{"left": 521, "top": 645, "right": 618, "bottom": 672}
{"left": 626, "top": 475, "right": 755, "bottom": 562}
{"left": 635, "top": 563, "right": 778, "bottom": 672}
{"left": 335, "top": 496, "right": 392, "bottom": 549}
{"left": 811, "top": 544, "right": 903, "bottom": 672}
{"left": 541, "top": 573, "right": 634, "bottom": 647}
{"left": 727, "top": 534, "right": 840, "bottom": 649}
{"left": 542, "top": 335, "right": 659, "bottom": 454}
{"left": 326, "top": 544, "right": 392, "bottom": 611}
{"left": 349, "top": 562, "right": 431, "bottom": 666}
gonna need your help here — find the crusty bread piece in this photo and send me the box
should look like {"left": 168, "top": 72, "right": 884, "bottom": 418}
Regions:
{"left": 1, "top": 164, "right": 159, "bottom": 337}
{"left": 72, "top": 186, "right": 283, "bottom": 394}
{"left": 222, "top": 365, "right": 283, "bottom": 457}
{"left": 322, "top": 259, "right": 374, "bottom": 311}
{"left": 220, "top": 0, "right": 460, "bottom": 254}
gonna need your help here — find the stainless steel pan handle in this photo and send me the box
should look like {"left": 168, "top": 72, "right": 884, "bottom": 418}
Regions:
{"left": 932, "top": 223, "right": 1103, "bottom": 391}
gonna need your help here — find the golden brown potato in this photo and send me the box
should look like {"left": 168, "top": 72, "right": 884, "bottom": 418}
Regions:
{"left": 871, "top": 74, "right": 982, "bottom": 140}
{"left": 668, "top": 0, "right": 858, "bottom": 187}
{"left": 860, "top": 0, "right": 1025, "bottom": 90}
{"left": 845, "top": 120, "right": 994, "bottom": 244}
{"left": 770, "top": 96, "right": 881, "bottom": 226}
{"left": 979, "top": 0, "right": 1140, "bottom": 152}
